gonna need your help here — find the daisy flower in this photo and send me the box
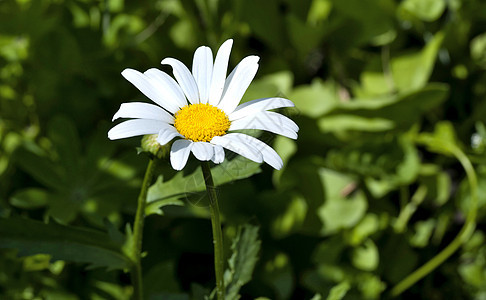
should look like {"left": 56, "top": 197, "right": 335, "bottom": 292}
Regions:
{"left": 108, "top": 39, "right": 298, "bottom": 170}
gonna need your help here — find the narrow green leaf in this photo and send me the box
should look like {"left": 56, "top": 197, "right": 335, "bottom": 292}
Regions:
{"left": 326, "top": 281, "right": 350, "bottom": 300}
{"left": 9, "top": 188, "right": 50, "bottom": 209}
{"left": 0, "top": 217, "right": 131, "bottom": 270}
{"left": 318, "top": 115, "right": 395, "bottom": 133}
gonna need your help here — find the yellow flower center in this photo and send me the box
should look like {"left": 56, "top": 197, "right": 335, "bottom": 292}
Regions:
{"left": 174, "top": 103, "right": 231, "bottom": 142}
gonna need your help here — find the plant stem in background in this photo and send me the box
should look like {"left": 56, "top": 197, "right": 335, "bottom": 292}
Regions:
{"left": 394, "top": 184, "right": 428, "bottom": 233}
{"left": 131, "top": 157, "right": 158, "bottom": 300}
{"left": 201, "top": 161, "right": 225, "bottom": 300}
{"left": 390, "top": 145, "right": 478, "bottom": 297}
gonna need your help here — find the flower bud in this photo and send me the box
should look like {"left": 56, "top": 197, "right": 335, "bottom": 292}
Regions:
{"left": 140, "top": 134, "right": 170, "bottom": 159}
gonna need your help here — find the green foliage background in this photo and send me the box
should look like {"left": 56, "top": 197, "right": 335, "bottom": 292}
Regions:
{"left": 1, "top": 0, "right": 486, "bottom": 299}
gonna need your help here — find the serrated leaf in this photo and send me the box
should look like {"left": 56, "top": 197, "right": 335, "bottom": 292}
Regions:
{"left": 145, "top": 198, "right": 185, "bottom": 216}
{"left": 0, "top": 217, "right": 131, "bottom": 270}
{"left": 224, "top": 224, "right": 261, "bottom": 300}
{"left": 146, "top": 157, "right": 261, "bottom": 215}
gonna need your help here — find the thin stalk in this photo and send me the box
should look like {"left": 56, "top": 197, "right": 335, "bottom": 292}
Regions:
{"left": 394, "top": 185, "right": 428, "bottom": 233}
{"left": 131, "top": 157, "right": 158, "bottom": 300}
{"left": 201, "top": 161, "right": 225, "bottom": 300}
{"left": 391, "top": 145, "right": 478, "bottom": 297}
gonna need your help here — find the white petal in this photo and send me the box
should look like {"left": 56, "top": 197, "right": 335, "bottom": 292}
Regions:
{"left": 112, "top": 102, "right": 174, "bottom": 123}
{"left": 264, "top": 111, "right": 299, "bottom": 131}
{"left": 170, "top": 139, "right": 193, "bottom": 170}
{"left": 161, "top": 58, "right": 199, "bottom": 105}
{"left": 108, "top": 119, "right": 171, "bottom": 140}
{"left": 217, "top": 56, "right": 260, "bottom": 114}
{"left": 208, "top": 39, "right": 233, "bottom": 106}
{"left": 211, "top": 144, "right": 225, "bottom": 164}
{"left": 191, "top": 142, "right": 214, "bottom": 161}
{"left": 211, "top": 134, "right": 263, "bottom": 163}
{"left": 192, "top": 46, "right": 213, "bottom": 104}
{"left": 121, "top": 69, "right": 180, "bottom": 113}
{"left": 229, "top": 111, "right": 298, "bottom": 139}
{"left": 228, "top": 97, "right": 295, "bottom": 121}
{"left": 231, "top": 133, "right": 283, "bottom": 170}
{"left": 143, "top": 68, "right": 187, "bottom": 109}
{"left": 156, "top": 127, "right": 183, "bottom": 146}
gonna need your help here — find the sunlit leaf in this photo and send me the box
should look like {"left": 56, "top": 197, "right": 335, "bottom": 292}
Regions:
{"left": 351, "top": 239, "right": 379, "bottom": 271}
{"left": 317, "top": 168, "right": 367, "bottom": 235}
{"left": 241, "top": 71, "right": 294, "bottom": 104}
{"left": 347, "top": 214, "right": 380, "bottom": 246}
{"left": 146, "top": 157, "right": 261, "bottom": 216}
{"left": 359, "top": 32, "right": 445, "bottom": 95}
{"left": 410, "top": 219, "right": 436, "bottom": 248}
{"left": 326, "top": 281, "right": 350, "bottom": 300}
{"left": 399, "top": 0, "right": 446, "bottom": 22}
{"left": 289, "top": 79, "right": 339, "bottom": 118}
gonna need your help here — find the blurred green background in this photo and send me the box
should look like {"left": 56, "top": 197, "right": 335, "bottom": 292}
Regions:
{"left": 1, "top": 0, "right": 486, "bottom": 299}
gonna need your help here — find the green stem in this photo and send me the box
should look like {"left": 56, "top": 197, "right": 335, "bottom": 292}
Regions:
{"left": 131, "top": 157, "right": 158, "bottom": 300}
{"left": 394, "top": 185, "right": 428, "bottom": 233}
{"left": 201, "top": 162, "right": 225, "bottom": 300}
{"left": 391, "top": 145, "right": 478, "bottom": 297}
